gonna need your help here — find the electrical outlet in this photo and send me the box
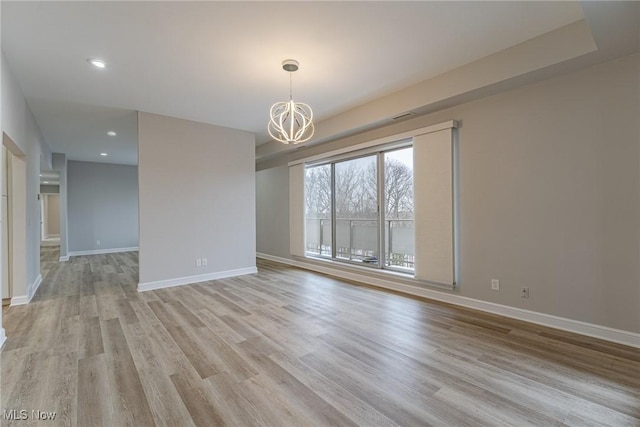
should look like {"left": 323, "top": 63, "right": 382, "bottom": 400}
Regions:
{"left": 491, "top": 279, "right": 500, "bottom": 291}
{"left": 521, "top": 287, "right": 530, "bottom": 298}
{"left": 196, "top": 258, "right": 202, "bottom": 267}
{"left": 96, "top": 240, "right": 101, "bottom": 246}
{"left": 201, "top": 258, "right": 208, "bottom": 266}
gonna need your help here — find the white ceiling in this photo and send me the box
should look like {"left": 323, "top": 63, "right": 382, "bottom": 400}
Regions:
{"left": 30, "top": 100, "right": 139, "bottom": 165}
{"left": 2, "top": 1, "right": 589, "bottom": 165}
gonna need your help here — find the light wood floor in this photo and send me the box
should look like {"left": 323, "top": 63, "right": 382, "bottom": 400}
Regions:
{"left": 2, "top": 246, "right": 58, "bottom": 307}
{"left": 2, "top": 252, "right": 639, "bottom": 426}
{"left": 39, "top": 245, "right": 60, "bottom": 281}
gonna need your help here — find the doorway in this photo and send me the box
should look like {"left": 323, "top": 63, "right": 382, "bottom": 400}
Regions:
{"left": 39, "top": 178, "right": 61, "bottom": 279}
{"left": 2, "top": 134, "right": 27, "bottom": 307}
{"left": 40, "top": 193, "right": 60, "bottom": 244}
{"left": 2, "top": 145, "right": 9, "bottom": 306}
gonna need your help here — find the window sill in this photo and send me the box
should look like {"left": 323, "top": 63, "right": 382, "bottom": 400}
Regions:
{"left": 293, "top": 255, "right": 455, "bottom": 291}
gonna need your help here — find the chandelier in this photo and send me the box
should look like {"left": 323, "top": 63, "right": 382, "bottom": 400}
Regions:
{"left": 268, "top": 59, "right": 314, "bottom": 144}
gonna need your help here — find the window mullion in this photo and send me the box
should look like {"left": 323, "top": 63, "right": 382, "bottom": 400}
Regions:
{"left": 378, "top": 152, "right": 385, "bottom": 269}
{"left": 330, "top": 162, "right": 337, "bottom": 260}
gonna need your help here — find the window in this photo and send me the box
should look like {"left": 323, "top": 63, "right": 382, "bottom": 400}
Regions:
{"left": 293, "top": 120, "right": 457, "bottom": 286}
{"left": 305, "top": 146, "right": 414, "bottom": 272}
{"left": 384, "top": 147, "right": 414, "bottom": 271}
{"left": 335, "top": 155, "right": 378, "bottom": 263}
{"left": 305, "top": 164, "right": 331, "bottom": 256}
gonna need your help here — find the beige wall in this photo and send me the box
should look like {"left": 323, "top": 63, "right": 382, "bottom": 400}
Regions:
{"left": 256, "top": 53, "right": 640, "bottom": 333}
{"left": 138, "top": 112, "right": 256, "bottom": 286}
{"left": 1, "top": 145, "right": 7, "bottom": 300}
{"left": 1, "top": 5, "right": 4, "bottom": 343}
{"left": 2, "top": 52, "right": 50, "bottom": 299}
{"left": 5, "top": 145, "right": 27, "bottom": 301}
{"left": 45, "top": 194, "right": 60, "bottom": 236}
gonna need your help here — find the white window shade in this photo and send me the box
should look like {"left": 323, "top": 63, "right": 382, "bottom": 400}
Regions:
{"left": 413, "top": 128, "right": 456, "bottom": 285}
{"left": 289, "top": 163, "right": 305, "bottom": 257}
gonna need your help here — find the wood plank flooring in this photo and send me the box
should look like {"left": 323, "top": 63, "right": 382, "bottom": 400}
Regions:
{"left": 39, "top": 246, "right": 60, "bottom": 281}
{"left": 2, "top": 251, "right": 639, "bottom": 426}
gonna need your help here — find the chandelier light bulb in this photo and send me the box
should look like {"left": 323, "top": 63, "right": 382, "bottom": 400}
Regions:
{"left": 268, "top": 59, "right": 314, "bottom": 144}
{"left": 268, "top": 100, "right": 314, "bottom": 144}
{"left": 87, "top": 58, "right": 106, "bottom": 69}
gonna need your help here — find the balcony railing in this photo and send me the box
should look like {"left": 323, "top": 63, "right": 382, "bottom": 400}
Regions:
{"left": 305, "top": 218, "right": 414, "bottom": 269}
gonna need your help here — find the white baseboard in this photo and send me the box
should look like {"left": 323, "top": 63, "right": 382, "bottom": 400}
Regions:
{"left": 30, "top": 274, "right": 42, "bottom": 301}
{"left": 257, "top": 252, "right": 640, "bottom": 349}
{"left": 138, "top": 266, "right": 258, "bottom": 292}
{"left": 10, "top": 274, "right": 43, "bottom": 306}
{"left": 59, "top": 256, "right": 69, "bottom": 262}
{"left": 0, "top": 328, "right": 6, "bottom": 350}
{"left": 10, "top": 294, "right": 29, "bottom": 306}
{"left": 69, "top": 247, "right": 138, "bottom": 257}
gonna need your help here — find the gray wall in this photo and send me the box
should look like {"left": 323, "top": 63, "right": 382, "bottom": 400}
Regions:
{"left": 256, "top": 165, "right": 290, "bottom": 259}
{"left": 256, "top": 53, "right": 640, "bottom": 333}
{"left": 138, "top": 112, "right": 255, "bottom": 285}
{"left": 68, "top": 160, "right": 138, "bottom": 252}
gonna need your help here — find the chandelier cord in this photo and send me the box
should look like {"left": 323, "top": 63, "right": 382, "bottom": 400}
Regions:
{"left": 289, "top": 72, "right": 293, "bottom": 101}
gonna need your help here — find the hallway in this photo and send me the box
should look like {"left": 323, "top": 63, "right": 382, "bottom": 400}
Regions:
{"left": 40, "top": 245, "right": 60, "bottom": 283}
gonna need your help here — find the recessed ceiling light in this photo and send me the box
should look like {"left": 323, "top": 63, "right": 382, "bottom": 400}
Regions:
{"left": 100, "top": 153, "right": 108, "bottom": 156}
{"left": 39, "top": 174, "right": 42, "bottom": 177}
{"left": 107, "top": 131, "right": 117, "bottom": 137}
{"left": 87, "top": 58, "right": 106, "bottom": 69}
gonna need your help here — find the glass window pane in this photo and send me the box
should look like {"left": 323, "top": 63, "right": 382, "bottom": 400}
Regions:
{"left": 305, "top": 164, "right": 332, "bottom": 256}
{"left": 335, "top": 155, "right": 378, "bottom": 264}
{"left": 384, "top": 148, "right": 414, "bottom": 270}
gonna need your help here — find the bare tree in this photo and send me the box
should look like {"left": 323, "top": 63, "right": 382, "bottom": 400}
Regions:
{"left": 384, "top": 159, "right": 413, "bottom": 219}
{"left": 306, "top": 156, "right": 413, "bottom": 220}
{"left": 365, "top": 159, "right": 413, "bottom": 219}
{"left": 337, "top": 158, "right": 380, "bottom": 219}
{"left": 305, "top": 165, "right": 331, "bottom": 218}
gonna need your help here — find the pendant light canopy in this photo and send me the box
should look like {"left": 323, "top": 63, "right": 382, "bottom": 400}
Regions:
{"left": 268, "top": 59, "right": 314, "bottom": 144}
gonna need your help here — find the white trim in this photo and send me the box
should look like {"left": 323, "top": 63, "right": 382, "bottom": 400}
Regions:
{"left": 288, "top": 120, "right": 458, "bottom": 166}
{"left": 305, "top": 139, "right": 413, "bottom": 167}
{"left": 138, "top": 266, "right": 258, "bottom": 292}
{"left": 69, "top": 247, "right": 138, "bottom": 257}
{"left": 11, "top": 274, "right": 44, "bottom": 306}
{"left": 59, "top": 256, "right": 69, "bottom": 262}
{"left": 10, "top": 294, "right": 29, "bottom": 306}
{"left": 0, "top": 328, "right": 6, "bottom": 350}
{"left": 29, "top": 274, "right": 42, "bottom": 301}
{"left": 257, "top": 253, "right": 640, "bottom": 349}
{"left": 45, "top": 234, "right": 60, "bottom": 238}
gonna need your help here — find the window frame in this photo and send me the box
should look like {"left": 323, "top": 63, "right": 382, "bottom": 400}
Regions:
{"left": 304, "top": 141, "right": 413, "bottom": 273}
{"left": 381, "top": 146, "right": 416, "bottom": 273}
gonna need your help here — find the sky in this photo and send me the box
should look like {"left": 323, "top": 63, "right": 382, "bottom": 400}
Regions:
{"left": 386, "top": 146, "right": 413, "bottom": 168}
